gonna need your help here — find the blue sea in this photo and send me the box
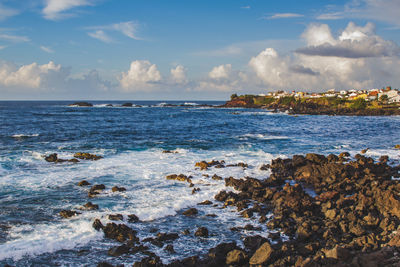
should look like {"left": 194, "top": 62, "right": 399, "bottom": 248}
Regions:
{"left": 0, "top": 101, "right": 399, "bottom": 266}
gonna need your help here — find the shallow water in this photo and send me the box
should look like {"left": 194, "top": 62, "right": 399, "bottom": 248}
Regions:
{"left": 0, "top": 101, "right": 399, "bottom": 266}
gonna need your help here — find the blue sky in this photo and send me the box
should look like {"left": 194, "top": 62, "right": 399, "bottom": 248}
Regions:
{"left": 1, "top": 0, "right": 400, "bottom": 100}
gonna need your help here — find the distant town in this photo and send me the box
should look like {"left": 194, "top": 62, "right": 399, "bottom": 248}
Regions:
{"left": 256, "top": 86, "right": 400, "bottom": 103}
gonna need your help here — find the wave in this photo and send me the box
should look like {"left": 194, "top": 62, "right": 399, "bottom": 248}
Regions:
{"left": 238, "top": 133, "right": 290, "bottom": 141}
{"left": 11, "top": 134, "right": 39, "bottom": 138}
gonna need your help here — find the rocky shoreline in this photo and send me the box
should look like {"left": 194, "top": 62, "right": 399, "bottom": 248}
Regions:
{"left": 45, "top": 150, "right": 400, "bottom": 267}
{"left": 223, "top": 98, "right": 400, "bottom": 116}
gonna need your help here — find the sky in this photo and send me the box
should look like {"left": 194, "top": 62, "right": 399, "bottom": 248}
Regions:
{"left": 0, "top": 0, "right": 400, "bottom": 100}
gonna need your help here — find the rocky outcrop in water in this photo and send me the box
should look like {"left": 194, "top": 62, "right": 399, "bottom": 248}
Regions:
{"left": 68, "top": 102, "right": 93, "bottom": 107}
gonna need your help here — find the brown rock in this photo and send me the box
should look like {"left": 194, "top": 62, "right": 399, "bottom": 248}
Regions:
{"left": 226, "top": 249, "right": 248, "bottom": 265}
{"left": 183, "top": 208, "right": 198, "bottom": 216}
{"left": 59, "top": 210, "right": 80, "bottom": 218}
{"left": 111, "top": 186, "right": 126, "bottom": 192}
{"left": 195, "top": 227, "right": 209, "bottom": 237}
{"left": 108, "top": 214, "right": 123, "bottom": 221}
{"left": 249, "top": 241, "right": 274, "bottom": 265}
{"left": 77, "top": 180, "right": 90, "bottom": 186}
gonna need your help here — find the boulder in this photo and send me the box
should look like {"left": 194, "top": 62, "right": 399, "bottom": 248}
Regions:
{"left": 74, "top": 152, "right": 103, "bottom": 160}
{"left": 198, "top": 200, "right": 213, "bottom": 205}
{"left": 69, "top": 102, "right": 93, "bottom": 107}
{"left": 249, "top": 241, "right": 274, "bottom": 265}
{"left": 195, "top": 227, "right": 209, "bottom": 237}
{"left": 108, "top": 214, "right": 123, "bottom": 221}
{"left": 226, "top": 249, "right": 248, "bottom": 265}
{"left": 93, "top": 219, "right": 104, "bottom": 231}
{"left": 128, "top": 214, "right": 140, "bottom": 223}
{"left": 121, "top": 102, "right": 133, "bottom": 107}
{"left": 111, "top": 186, "right": 126, "bottom": 192}
{"left": 183, "top": 208, "right": 198, "bottom": 216}
{"left": 82, "top": 202, "right": 98, "bottom": 210}
{"left": 103, "top": 222, "right": 138, "bottom": 242}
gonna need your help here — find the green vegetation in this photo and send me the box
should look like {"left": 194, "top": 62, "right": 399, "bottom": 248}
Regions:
{"left": 350, "top": 98, "right": 367, "bottom": 109}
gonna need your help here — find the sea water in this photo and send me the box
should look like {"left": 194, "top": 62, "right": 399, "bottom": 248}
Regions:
{"left": 0, "top": 101, "right": 399, "bottom": 266}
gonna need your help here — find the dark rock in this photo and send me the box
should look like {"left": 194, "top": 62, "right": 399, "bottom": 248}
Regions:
{"left": 69, "top": 102, "right": 93, "bottom": 107}
{"left": 121, "top": 102, "right": 133, "bottom": 107}
{"left": 82, "top": 202, "right": 98, "bottom": 210}
{"left": 198, "top": 200, "right": 213, "bottom": 205}
{"left": 45, "top": 153, "right": 58, "bottom": 162}
{"left": 103, "top": 222, "right": 138, "bottom": 242}
{"left": 212, "top": 174, "right": 222, "bottom": 180}
{"left": 111, "top": 186, "right": 126, "bottom": 192}
{"left": 156, "top": 232, "right": 179, "bottom": 242}
{"left": 192, "top": 188, "right": 200, "bottom": 194}
{"left": 108, "top": 214, "right": 123, "bottom": 221}
{"left": 165, "top": 244, "right": 175, "bottom": 253}
{"left": 108, "top": 244, "right": 130, "bottom": 256}
{"left": 90, "top": 184, "right": 105, "bottom": 193}
{"left": 59, "top": 210, "right": 80, "bottom": 218}
{"left": 183, "top": 208, "right": 198, "bottom": 216}
{"left": 166, "top": 174, "right": 192, "bottom": 183}
{"left": 128, "top": 214, "right": 140, "bottom": 223}
{"left": 195, "top": 227, "right": 209, "bottom": 237}
{"left": 93, "top": 219, "right": 104, "bottom": 231}
{"left": 77, "top": 180, "right": 90, "bottom": 186}
{"left": 96, "top": 262, "right": 114, "bottom": 267}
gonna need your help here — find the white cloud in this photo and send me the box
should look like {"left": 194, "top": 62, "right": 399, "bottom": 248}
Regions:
{"left": 170, "top": 65, "right": 187, "bottom": 84}
{"left": 88, "top": 30, "right": 113, "bottom": 43}
{"left": 0, "top": 33, "right": 29, "bottom": 43}
{"left": 112, "top": 21, "right": 140, "bottom": 40}
{"left": 40, "top": 45, "right": 54, "bottom": 53}
{"left": 0, "top": 4, "right": 19, "bottom": 21}
{"left": 0, "top": 61, "right": 62, "bottom": 89}
{"left": 241, "top": 6, "right": 250, "bottom": 9}
{"left": 86, "top": 21, "right": 141, "bottom": 43}
{"left": 266, "top": 13, "right": 304, "bottom": 19}
{"left": 296, "top": 22, "right": 400, "bottom": 58}
{"left": 209, "top": 64, "right": 232, "bottom": 79}
{"left": 119, "top": 60, "right": 162, "bottom": 91}
{"left": 247, "top": 22, "right": 400, "bottom": 91}
{"left": 43, "top": 0, "right": 93, "bottom": 20}
{"left": 0, "top": 45, "right": 6, "bottom": 50}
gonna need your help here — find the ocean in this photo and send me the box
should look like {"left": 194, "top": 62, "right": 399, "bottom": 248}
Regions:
{"left": 0, "top": 101, "right": 399, "bottom": 266}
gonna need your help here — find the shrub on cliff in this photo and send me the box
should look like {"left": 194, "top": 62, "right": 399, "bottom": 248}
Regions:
{"left": 350, "top": 98, "right": 367, "bottom": 109}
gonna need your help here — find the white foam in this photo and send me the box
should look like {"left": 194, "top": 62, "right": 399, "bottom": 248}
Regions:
{"left": 183, "top": 102, "right": 199, "bottom": 106}
{"left": 11, "top": 134, "right": 39, "bottom": 138}
{"left": 0, "top": 217, "right": 102, "bottom": 261}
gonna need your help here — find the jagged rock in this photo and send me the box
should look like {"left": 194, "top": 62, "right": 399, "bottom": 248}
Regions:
{"left": 192, "top": 188, "right": 200, "bottom": 194}
{"left": 166, "top": 174, "right": 192, "bottom": 183}
{"left": 59, "top": 210, "right": 80, "bottom": 218}
{"left": 165, "top": 244, "right": 175, "bottom": 253}
{"left": 77, "top": 180, "right": 90, "bottom": 186}
{"left": 183, "top": 208, "right": 198, "bottom": 216}
{"left": 93, "top": 219, "right": 104, "bottom": 231}
{"left": 82, "top": 202, "right": 98, "bottom": 210}
{"left": 103, "top": 222, "right": 138, "bottom": 242}
{"left": 73, "top": 152, "right": 103, "bottom": 160}
{"left": 198, "top": 200, "right": 213, "bottom": 205}
{"left": 45, "top": 153, "right": 58, "bottom": 162}
{"left": 195, "top": 227, "right": 209, "bottom": 237}
{"left": 128, "top": 214, "right": 139, "bottom": 222}
{"left": 108, "top": 244, "right": 130, "bottom": 256}
{"left": 111, "top": 186, "right": 126, "bottom": 192}
{"left": 212, "top": 174, "right": 222, "bottom": 180}
{"left": 226, "top": 249, "right": 248, "bottom": 265}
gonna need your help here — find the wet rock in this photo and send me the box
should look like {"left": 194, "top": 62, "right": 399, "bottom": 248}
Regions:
{"left": 192, "top": 188, "right": 200, "bottom": 194}
{"left": 108, "top": 244, "right": 130, "bottom": 257}
{"left": 195, "top": 227, "right": 209, "bottom": 237}
{"left": 103, "top": 222, "right": 138, "bottom": 242}
{"left": 165, "top": 244, "right": 175, "bottom": 253}
{"left": 249, "top": 241, "right": 274, "bottom": 265}
{"left": 240, "top": 209, "right": 253, "bottom": 218}
{"left": 59, "top": 210, "right": 80, "bottom": 218}
{"left": 69, "top": 102, "right": 93, "bottom": 107}
{"left": 121, "top": 102, "right": 133, "bottom": 107}
{"left": 156, "top": 232, "right": 179, "bottom": 242}
{"left": 108, "top": 214, "right": 123, "bottom": 221}
{"left": 206, "top": 214, "right": 217, "bottom": 218}
{"left": 361, "top": 148, "right": 369, "bottom": 154}
{"left": 89, "top": 184, "right": 106, "bottom": 197}
{"left": 182, "top": 229, "right": 190, "bottom": 235}
{"left": 133, "top": 256, "right": 161, "bottom": 267}
{"left": 73, "top": 152, "right": 103, "bottom": 160}
{"left": 45, "top": 153, "right": 58, "bottom": 162}
{"left": 128, "top": 214, "right": 139, "bottom": 223}
{"left": 96, "top": 262, "right": 114, "bottom": 267}
{"left": 395, "top": 144, "right": 400, "bottom": 150}
{"left": 212, "top": 174, "right": 222, "bottom": 180}
{"left": 244, "top": 236, "right": 268, "bottom": 254}
{"left": 166, "top": 174, "right": 192, "bottom": 183}
{"left": 93, "top": 219, "right": 104, "bottom": 231}
{"left": 111, "top": 186, "right": 126, "bottom": 192}
{"left": 208, "top": 242, "right": 238, "bottom": 265}
{"left": 162, "top": 150, "right": 178, "bottom": 154}
{"left": 195, "top": 160, "right": 225, "bottom": 170}
{"left": 77, "top": 180, "right": 90, "bottom": 186}
{"left": 226, "top": 249, "right": 248, "bottom": 265}
{"left": 82, "top": 202, "right": 98, "bottom": 210}
{"left": 198, "top": 200, "right": 213, "bottom": 205}
{"left": 183, "top": 208, "right": 198, "bottom": 216}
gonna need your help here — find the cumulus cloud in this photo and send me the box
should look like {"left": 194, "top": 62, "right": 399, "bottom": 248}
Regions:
{"left": 0, "top": 61, "right": 62, "bottom": 89}
{"left": 266, "top": 13, "right": 304, "bottom": 19}
{"left": 247, "top": 22, "right": 400, "bottom": 91}
{"left": 209, "top": 64, "right": 232, "bottom": 79}
{"left": 296, "top": 22, "right": 400, "bottom": 58}
{"left": 119, "top": 60, "right": 162, "bottom": 91}
{"left": 170, "top": 65, "right": 187, "bottom": 84}
{"left": 112, "top": 21, "right": 140, "bottom": 40}
{"left": 88, "top": 30, "right": 113, "bottom": 43}
{"left": 43, "top": 0, "right": 93, "bottom": 20}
